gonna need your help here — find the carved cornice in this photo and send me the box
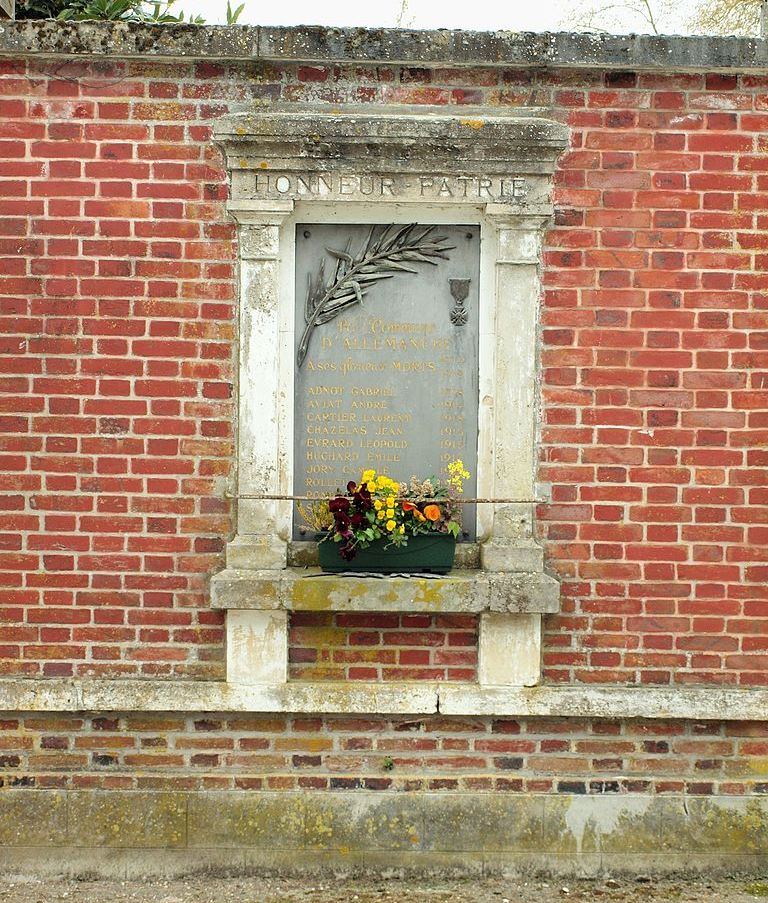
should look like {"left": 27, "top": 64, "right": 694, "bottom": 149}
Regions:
{"left": 214, "top": 106, "right": 569, "bottom": 177}
{"left": 215, "top": 106, "right": 568, "bottom": 214}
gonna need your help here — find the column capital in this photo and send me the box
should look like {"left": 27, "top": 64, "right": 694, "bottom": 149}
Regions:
{"left": 483, "top": 204, "right": 553, "bottom": 233}
{"left": 227, "top": 198, "right": 295, "bottom": 226}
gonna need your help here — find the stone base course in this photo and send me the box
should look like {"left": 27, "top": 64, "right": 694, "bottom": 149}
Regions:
{"left": 0, "top": 790, "right": 766, "bottom": 878}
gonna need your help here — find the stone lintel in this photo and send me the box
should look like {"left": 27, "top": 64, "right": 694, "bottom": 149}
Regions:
{"left": 1, "top": 678, "right": 767, "bottom": 721}
{"left": 209, "top": 567, "right": 560, "bottom": 614}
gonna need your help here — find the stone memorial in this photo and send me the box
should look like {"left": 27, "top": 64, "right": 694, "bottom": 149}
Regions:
{"left": 292, "top": 222, "right": 480, "bottom": 539}
{"left": 210, "top": 106, "right": 567, "bottom": 696}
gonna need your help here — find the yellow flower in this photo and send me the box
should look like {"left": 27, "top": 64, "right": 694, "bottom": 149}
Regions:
{"left": 374, "top": 499, "right": 383, "bottom": 510}
{"left": 377, "top": 510, "right": 385, "bottom": 520}
{"left": 362, "top": 469, "right": 375, "bottom": 482}
{"left": 367, "top": 481, "right": 376, "bottom": 492}
{"left": 385, "top": 519, "right": 396, "bottom": 532}
{"left": 398, "top": 525, "right": 405, "bottom": 534}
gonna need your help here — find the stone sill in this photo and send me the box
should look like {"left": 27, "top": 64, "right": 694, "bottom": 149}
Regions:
{"left": 210, "top": 567, "right": 560, "bottom": 614}
{"left": 0, "top": 678, "right": 766, "bottom": 721}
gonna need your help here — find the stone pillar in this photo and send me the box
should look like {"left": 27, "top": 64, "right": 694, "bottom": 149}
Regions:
{"left": 481, "top": 211, "right": 548, "bottom": 573}
{"left": 224, "top": 203, "right": 293, "bottom": 685}
{"left": 478, "top": 211, "right": 550, "bottom": 686}
{"left": 226, "top": 203, "right": 294, "bottom": 572}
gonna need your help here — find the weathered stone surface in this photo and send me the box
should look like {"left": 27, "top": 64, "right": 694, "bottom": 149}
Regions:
{"left": 188, "top": 793, "right": 305, "bottom": 849}
{"left": 1, "top": 678, "right": 768, "bottom": 720}
{"left": 420, "top": 795, "right": 543, "bottom": 852}
{"left": 543, "top": 796, "right": 660, "bottom": 856}
{"left": 217, "top": 107, "right": 568, "bottom": 184}
{"left": 0, "top": 790, "right": 67, "bottom": 847}
{"left": 226, "top": 609, "right": 288, "bottom": 685}
{"left": 659, "top": 797, "right": 768, "bottom": 855}
{"left": 303, "top": 794, "right": 425, "bottom": 851}
{"left": 436, "top": 684, "right": 768, "bottom": 721}
{"left": 478, "top": 612, "right": 541, "bottom": 687}
{"left": 2, "top": 21, "right": 768, "bottom": 73}
{"left": 67, "top": 792, "right": 187, "bottom": 849}
{"left": 210, "top": 568, "right": 560, "bottom": 614}
{"left": 0, "top": 20, "right": 257, "bottom": 59}
{"left": 1, "top": 791, "right": 767, "bottom": 878}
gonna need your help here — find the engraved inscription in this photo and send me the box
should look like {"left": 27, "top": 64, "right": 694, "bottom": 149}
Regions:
{"left": 293, "top": 223, "right": 480, "bottom": 540}
{"left": 242, "top": 172, "right": 528, "bottom": 204}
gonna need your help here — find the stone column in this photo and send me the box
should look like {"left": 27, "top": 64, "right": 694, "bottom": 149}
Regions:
{"left": 226, "top": 203, "right": 293, "bottom": 571}
{"left": 478, "top": 211, "right": 550, "bottom": 686}
{"left": 224, "top": 202, "right": 293, "bottom": 685}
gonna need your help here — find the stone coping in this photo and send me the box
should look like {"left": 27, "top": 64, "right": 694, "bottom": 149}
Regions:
{"left": 2, "top": 21, "right": 768, "bottom": 72}
{"left": 0, "top": 678, "right": 767, "bottom": 720}
{"left": 209, "top": 567, "right": 561, "bottom": 614}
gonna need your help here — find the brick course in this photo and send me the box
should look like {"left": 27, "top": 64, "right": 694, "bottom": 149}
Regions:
{"left": 1, "top": 56, "right": 767, "bottom": 691}
{"left": 0, "top": 712, "right": 766, "bottom": 796}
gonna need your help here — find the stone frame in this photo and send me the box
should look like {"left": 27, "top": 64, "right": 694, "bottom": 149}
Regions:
{"left": 211, "top": 106, "right": 568, "bottom": 698}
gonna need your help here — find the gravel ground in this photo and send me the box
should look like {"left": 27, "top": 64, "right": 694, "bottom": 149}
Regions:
{"left": 1, "top": 877, "right": 768, "bottom": 903}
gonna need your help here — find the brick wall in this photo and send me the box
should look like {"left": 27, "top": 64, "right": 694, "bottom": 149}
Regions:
{"left": 1, "top": 712, "right": 766, "bottom": 796}
{"left": 1, "top": 55, "right": 767, "bottom": 691}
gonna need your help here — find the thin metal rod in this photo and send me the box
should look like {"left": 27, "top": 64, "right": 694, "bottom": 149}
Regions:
{"left": 228, "top": 493, "right": 541, "bottom": 504}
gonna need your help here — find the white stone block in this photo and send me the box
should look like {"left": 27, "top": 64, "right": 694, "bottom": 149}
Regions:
{"left": 478, "top": 612, "right": 541, "bottom": 687}
{"left": 226, "top": 610, "right": 288, "bottom": 685}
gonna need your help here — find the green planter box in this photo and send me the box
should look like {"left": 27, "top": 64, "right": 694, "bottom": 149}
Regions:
{"left": 318, "top": 533, "right": 457, "bottom": 574}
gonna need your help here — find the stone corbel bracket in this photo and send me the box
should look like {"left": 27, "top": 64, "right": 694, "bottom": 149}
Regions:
{"left": 212, "top": 105, "right": 569, "bottom": 701}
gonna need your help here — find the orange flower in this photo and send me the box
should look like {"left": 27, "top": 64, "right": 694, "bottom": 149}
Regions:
{"left": 402, "top": 502, "right": 416, "bottom": 511}
{"left": 423, "top": 504, "right": 441, "bottom": 522}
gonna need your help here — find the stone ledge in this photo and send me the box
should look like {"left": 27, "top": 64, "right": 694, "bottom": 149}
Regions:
{"left": 2, "top": 21, "right": 768, "bottom": 73}
{"left": 0, "top": 678, "right": 767, "bottom": 720}
{"left": 209, "top": 567, "right": 561, "bottom": 614}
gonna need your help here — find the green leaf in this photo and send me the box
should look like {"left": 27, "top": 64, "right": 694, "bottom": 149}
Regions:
{"left": 226, "top": 0, "right": 244, "bottom": 22}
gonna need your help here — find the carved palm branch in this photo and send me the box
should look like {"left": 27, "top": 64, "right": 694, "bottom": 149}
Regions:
{"left": 296, "top": 224, "right": 454, "bottom": 367}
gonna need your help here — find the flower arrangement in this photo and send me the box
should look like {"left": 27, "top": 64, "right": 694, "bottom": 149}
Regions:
{"left": 303, "top": 459, "right": 470, "bottom": 564}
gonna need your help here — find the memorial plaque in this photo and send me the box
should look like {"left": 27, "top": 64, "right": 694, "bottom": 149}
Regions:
{"left": 293, "top": 223, "right": 480, "bottom": 540}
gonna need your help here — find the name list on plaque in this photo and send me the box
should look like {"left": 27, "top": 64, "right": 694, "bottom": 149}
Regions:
{"left": 293, "top": 223, "right": 480, "bottom": 540}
